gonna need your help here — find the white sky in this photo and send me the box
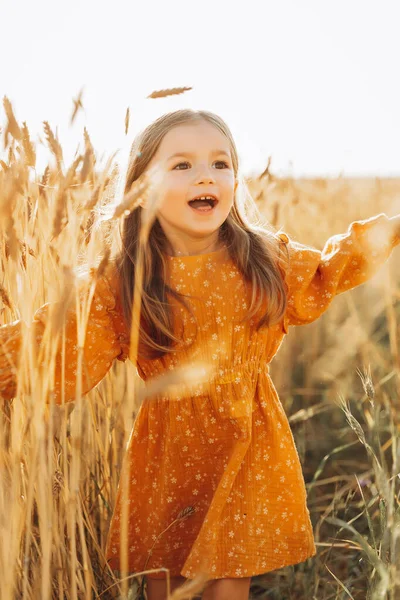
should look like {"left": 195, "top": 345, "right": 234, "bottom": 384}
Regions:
{"left": 1, "top": 0, "right": 400, "bottom": 178}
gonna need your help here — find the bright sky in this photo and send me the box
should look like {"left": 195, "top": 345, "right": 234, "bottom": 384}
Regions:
{"left": 1, "top": 0, "right": 400, "bottom": 178}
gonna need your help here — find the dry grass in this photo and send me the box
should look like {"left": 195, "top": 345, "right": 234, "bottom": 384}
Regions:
{"left": 0, "top": 97, "right": 399, "bottom": 600}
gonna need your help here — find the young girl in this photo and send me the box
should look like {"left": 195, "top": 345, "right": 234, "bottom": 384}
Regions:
{"left": 1, "top": 109, "right": 399, "bottom": 600}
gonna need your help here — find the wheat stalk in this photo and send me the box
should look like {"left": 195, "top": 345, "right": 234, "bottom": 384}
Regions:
{"left": 147, "top": 86, "right": 192, "bottom": 99}
{"left": 70, "top": 88, "right": 84, "bottom": 125}
{"left": 43, "top": 121, "right": 64, "bottom": 168}
{"left": 3, "top": 96, "right": 22, "bottom": 145}
{"left": 125, "top": 107, "right": 130, "bottom": 135}
{"left": 21, "top": 122, "right": 36, "bottom": 168}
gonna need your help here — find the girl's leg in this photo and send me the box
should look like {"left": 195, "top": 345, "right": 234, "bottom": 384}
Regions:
{"left": 145, "top": 575, "right": 187, "bottom": 600}
{"left": 201, "top": 577, "right": 252, "bottom": 600}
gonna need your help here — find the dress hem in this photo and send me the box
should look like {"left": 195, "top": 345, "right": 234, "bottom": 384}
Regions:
{"left": 139, "top": 545, "right": 317, "bottom": 580}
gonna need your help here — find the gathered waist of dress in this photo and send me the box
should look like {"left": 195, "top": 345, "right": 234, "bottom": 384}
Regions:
{"left": 142, "top": 361, "right": 271, "bottom": 421}
{"left": 212, "top": 362, "right": 270, "bottom": 385}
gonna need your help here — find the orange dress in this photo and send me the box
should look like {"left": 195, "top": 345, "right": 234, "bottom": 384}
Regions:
{"left": 0, "top": 213, "right": 399, "bottom": 580}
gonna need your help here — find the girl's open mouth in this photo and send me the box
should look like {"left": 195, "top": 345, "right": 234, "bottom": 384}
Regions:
{"left": 188, "top": 196, "right": 218, "bottom": 214}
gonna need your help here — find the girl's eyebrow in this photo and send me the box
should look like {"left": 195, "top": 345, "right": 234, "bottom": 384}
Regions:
{"left": 167, "top": 149, "right": 231, "bottom": 161}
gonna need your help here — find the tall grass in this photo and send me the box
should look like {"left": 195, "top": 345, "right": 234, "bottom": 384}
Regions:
{"left": 0, "top": 98, "right": 399, "bottom": 600}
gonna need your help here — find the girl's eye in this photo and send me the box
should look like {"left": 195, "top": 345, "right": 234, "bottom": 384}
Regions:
{"left": 173, "top": 161, "right": 229, "bottom": 170}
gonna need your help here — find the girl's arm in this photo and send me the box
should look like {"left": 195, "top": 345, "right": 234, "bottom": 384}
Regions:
{"left": 0, "top": 272, "right": 127, "bottom": 403}
{"left": 278, "top": 212, "right": 400, "bottom": 330}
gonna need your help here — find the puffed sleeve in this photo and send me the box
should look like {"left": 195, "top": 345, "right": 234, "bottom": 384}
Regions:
{"left": 278, "top": 212, "right": 400, "bottom": 330}
{"left": 0, "top": 271, "right": 129, "bottom": 403}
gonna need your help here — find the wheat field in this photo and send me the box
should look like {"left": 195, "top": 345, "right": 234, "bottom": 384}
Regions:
{"left": 0, "top": 98, "right": 399, "bottom": 600}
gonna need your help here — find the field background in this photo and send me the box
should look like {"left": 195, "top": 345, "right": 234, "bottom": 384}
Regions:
{"left": 0, "top": 112, "right": 399, "bottom": 600}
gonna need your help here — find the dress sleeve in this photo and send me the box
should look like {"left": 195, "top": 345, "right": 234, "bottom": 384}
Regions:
{"left": 0, "top": 272, "right": 128, "bottom": 403}
{"left": 277, "top": 212, "right": 400, "bottom": 330}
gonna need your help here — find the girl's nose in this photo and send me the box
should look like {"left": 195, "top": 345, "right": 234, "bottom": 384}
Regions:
{"left": 196, "top": 176, "right": 215, "bottom": 184}
{"left": 195, "top": 168, "right": 216, "bottom": 184}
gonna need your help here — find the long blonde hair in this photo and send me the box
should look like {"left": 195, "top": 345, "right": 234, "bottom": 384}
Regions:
{"left": 114, "top": 109, "right": 288, "bottom": 360}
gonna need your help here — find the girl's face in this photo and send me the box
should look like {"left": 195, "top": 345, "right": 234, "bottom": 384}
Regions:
{"left": 146, "top": 120, "right": 237, "bottom": 253}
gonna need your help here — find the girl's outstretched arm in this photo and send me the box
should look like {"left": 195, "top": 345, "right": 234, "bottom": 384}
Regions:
{"left": 278, "top": 212, "right": 400, "bottom": 330}
{"left": 0, "top": 271, "right": 126, "bottom": 403}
